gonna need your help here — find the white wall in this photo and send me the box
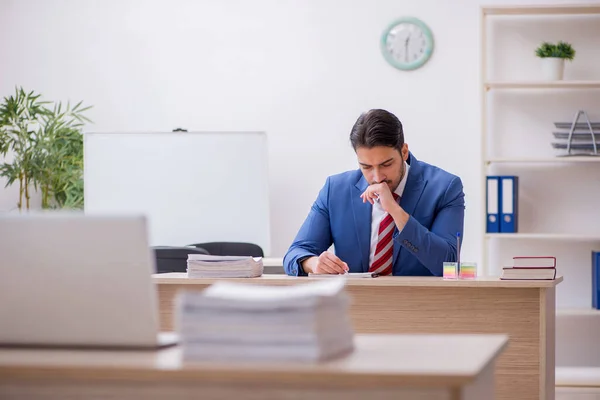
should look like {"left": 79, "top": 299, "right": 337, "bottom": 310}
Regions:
{"left": 0, "top": 0, "right": 588, "bottom": 264}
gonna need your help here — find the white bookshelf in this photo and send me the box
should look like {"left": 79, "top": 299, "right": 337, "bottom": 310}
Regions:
{"left": 485, "top": 80, "right": 600, "bottom": 89}
{"left": 480, "top": 4, "right": 600, "bottom": 312}
{"left": 557, "top": 308, "right": 600, "bottom": 316}
{"left": 486, "top": 157, "right": 600, "bottom": 164}
{"left": 483, "top": 4, "right": 600, "bottom": 15}
{"left": 485, "top": 233, "right": 600, "bottom": 241}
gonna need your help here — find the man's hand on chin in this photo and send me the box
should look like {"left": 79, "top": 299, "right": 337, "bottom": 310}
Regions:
{"left": 360, "top": 183, "right": 409, "bottom": 231}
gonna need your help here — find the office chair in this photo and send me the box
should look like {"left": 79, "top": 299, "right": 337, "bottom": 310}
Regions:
{"left": 186, "top": 242, "right": 264, "bottom": 257}
{"left": 152, "top": 246, "right": 209, "bottom": 273}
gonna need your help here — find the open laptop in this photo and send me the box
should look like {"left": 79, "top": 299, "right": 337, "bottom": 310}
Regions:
{"left": 0, "top": 212, "right": 178, "bottom": 349}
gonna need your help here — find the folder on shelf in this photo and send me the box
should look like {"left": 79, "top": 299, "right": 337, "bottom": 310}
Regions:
{"left": 500, "top": 176, "right": 518, "bottom": 233}
{"left": 486, "top": 176, "right": 500, "bottom": 233}
{"left": 593, "top": 251, "right": 600, "bottom": 310}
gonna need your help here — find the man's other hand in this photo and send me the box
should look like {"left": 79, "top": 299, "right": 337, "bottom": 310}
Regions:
{"left": 301, "top": 251, "right": 349, "bottom": 274}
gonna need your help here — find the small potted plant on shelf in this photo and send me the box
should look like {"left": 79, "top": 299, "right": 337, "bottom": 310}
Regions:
{"left": 535, "top": 41, "right": 576, "bottom": 80}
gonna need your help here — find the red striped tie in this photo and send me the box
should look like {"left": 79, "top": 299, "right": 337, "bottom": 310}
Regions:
{"left": 369, "top": 193, "right": 399, "bottom": 276}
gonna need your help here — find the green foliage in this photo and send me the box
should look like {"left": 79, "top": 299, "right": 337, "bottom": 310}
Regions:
{"left": 535, "top": 41, "right": 576, "bottom": 60}
{"left": 0, "top": 87, "right": 92, "bottom": 210}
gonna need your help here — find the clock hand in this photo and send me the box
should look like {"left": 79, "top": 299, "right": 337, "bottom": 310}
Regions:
{"left": 404, "top": 35, "right": 410, "bottom": 62}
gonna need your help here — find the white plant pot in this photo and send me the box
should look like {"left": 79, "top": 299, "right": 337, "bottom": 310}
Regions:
{"left": 541, "top": 57, "right": 565, "bottom": 80}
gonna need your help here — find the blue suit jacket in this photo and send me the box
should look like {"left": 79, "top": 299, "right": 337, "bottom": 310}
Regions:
{"left": 283, "top": 152, "right": 465, "bottom": 276}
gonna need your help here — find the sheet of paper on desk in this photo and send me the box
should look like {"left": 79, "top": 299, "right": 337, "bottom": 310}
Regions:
{"left": 308, "top": 272, "right": 377, "bottom": 278}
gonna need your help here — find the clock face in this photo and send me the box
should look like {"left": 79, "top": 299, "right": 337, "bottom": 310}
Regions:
{"left": 381, "top": 17, "right": 434, "bottom": 71}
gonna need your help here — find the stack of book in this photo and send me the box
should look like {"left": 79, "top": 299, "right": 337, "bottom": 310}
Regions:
{"left": 186, "top": 254, "right": 263, "bottom": 278}
{"left": 500, "top": 256, "right": 556, "bottom": 280}
{"left": 175, "top": 277, "right": 355, "bottom": 362}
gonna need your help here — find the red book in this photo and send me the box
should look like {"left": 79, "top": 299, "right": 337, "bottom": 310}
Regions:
{"left": 512, "top": 256, "right": 556, "bottom": 268}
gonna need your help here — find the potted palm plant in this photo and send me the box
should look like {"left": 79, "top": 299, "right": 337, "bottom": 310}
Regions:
{"left": 535, "top": 41, "right": 576, "bottom": 80}
{"left": 0, "top": 87, "right": 92, "bottom": 211}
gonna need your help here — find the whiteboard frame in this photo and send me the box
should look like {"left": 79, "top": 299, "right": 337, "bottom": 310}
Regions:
{"left": 83, "top": 131, "right": 271, "bottom": 255}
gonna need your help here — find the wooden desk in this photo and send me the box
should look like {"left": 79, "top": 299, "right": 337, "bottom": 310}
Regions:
{"left": 154, "top": 274, "right": 562, "bottom": 400}
{"left": 0, "top": 334, "right": 508, "bottom": 400}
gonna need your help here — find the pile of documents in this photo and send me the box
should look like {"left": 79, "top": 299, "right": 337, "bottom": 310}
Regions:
{"left": 175, "top": 277, "right": 355, "bottom": 362}
{"left": 186, "top": 254, "right": 263, "bottom": 278}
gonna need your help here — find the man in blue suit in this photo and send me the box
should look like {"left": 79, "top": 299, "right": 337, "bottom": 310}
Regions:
{"left": 283, "top": 109, "right": 464, "bottom": 277}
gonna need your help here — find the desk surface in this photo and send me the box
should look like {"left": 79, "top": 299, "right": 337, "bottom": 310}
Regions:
{"left": 0, "top": 334, "right": 508, "bottom": 388}
{"left": 153, "top": 272, "right": 563, "bottom": 288}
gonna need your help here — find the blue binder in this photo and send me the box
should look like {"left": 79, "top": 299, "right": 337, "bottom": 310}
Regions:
{"left": 500, "top": 176, "right": 518, "bottom": 233}
{"left": 593, "top": 251, "right": 600, "bottom": 309}
{"left": 486, "top": 176, "right": 500, "bottom": 233}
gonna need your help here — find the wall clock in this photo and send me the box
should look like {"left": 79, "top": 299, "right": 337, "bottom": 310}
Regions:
{"left": 380, "top": 17, "right": 434, "bottom": 71}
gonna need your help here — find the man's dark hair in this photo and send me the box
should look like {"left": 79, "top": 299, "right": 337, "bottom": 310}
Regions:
{"left": 349, "top": 109, "right": 404, "bottom": 152}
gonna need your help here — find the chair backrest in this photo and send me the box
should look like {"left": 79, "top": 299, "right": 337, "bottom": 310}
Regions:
{"left": 152, "top": 246, "right": 209, "bottom": 273}
{"left": 187, "top": 242, "right": 264, "bottom": 257}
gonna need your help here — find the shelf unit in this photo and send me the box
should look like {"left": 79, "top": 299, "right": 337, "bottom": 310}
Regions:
{"left": 556, "top": 308, "right": 600, "bottom": 316}
{"left": 483, "top": 4, "right": 600, "bottom": 15}
{"left": 480, "top": 4, "right": 600, "bottom": 305}
{"left": 485, "top": 233, "right": 600, "bottom": 241}
{"left": 486, "top": 157, "right": 600, "bottom": 164}
{"left": 485, "top": 80, "right": 600, "bottom": 89}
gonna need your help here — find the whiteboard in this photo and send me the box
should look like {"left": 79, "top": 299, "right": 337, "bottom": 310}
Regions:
{"left": 83, "top": 131, "right": 270, "bottom": 255}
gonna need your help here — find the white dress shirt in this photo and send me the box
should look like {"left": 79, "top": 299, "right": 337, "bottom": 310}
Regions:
{"left": 368, "top": 161, "right": 410, "bottom": 267}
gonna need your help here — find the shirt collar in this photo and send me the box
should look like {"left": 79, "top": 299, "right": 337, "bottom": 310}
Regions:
{"left": 394, "top": 160, "right": 410, "bottom": 198}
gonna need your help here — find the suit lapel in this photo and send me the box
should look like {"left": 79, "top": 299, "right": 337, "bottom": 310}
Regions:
{"left": 393, "top": 153, "right": 427, "bottom": 268}
{"left": 352, "top": 175, "right": 371, "bottom": 272}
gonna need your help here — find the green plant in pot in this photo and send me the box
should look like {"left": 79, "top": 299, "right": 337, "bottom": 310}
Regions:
{"left": 0, "top": 87, "right": 92, "bottom": 211}
{"left": 535, "top": 41, "right": 575, "bottom": 80}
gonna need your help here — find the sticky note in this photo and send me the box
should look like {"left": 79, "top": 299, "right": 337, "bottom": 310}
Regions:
{"left": 443, "top": 262, "right": 458, "bottom": 280}
{"left": 459, "top": 262, "right": 477, "bottom": 279}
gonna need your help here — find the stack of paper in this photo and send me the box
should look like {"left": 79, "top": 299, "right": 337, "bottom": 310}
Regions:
{"left": 175, "top": 278, "right": 355, "bottom": 362}
{"left": 186, "top": 254, "right": 263, "bottom": 278}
